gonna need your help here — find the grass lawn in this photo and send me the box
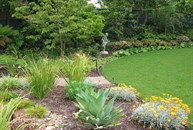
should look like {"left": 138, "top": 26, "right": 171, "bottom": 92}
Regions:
{"left": 103, "top": 48, "right": 193, "bottom": 123}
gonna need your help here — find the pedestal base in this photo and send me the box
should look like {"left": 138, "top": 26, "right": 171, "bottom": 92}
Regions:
{"left": 100, "top": 51, "right": 109, "bottom": 55}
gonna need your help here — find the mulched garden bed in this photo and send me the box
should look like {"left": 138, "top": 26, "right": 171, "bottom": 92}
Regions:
{"left": 26, "top": 85, "right": 146, "bottom": 130}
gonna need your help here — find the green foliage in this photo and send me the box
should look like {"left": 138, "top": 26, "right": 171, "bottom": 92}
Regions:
{"left": 186, "top": 30, "right": 193, "bottom": 41}
{"left": 113, "top": 50, "right": 130, "bottom": 57}
{"left": 0, "top": 24, "right": 23, "bottom": 50}
{"left": 17, "top": 98, "right": 35, "bottom": 110}
{"left": 26, "top": 58, "right": 58, "bottom": 98}
{"left": 63, "top": 53, "right": 91, "bottom": 83}
{"left": 75, "top": 88, "right": 123, "bottom": 129}
{"left": 0, "top": 91, "right": 18, "bottom": 102}
{"left": 107, "top": 41, "right": 132, "bottom": 51}
{"left": 0, "top": 55, "right": 24, "bottom": 76}
{"left": 13, "top": 0, "right": 104, "bottom": 55}
{"left": 65, "top": 81, "right": 93, "bottom": 99}
{"left": 157, "top": 34, "right": 176, "bottom": 42}
{"left": 176, "top": 36, "right": 190, "bottom": 43}
{"left": 0, "top": 76, "right": 20, "bottom": 90}
{"left": 0, "top": 97, "right": 22, "bottom": 130}
{"left": 101, "top": 0, "right": 134, "bottom": 41}
{"left": 26, "top": 104, "right": 47, "bottom": 118}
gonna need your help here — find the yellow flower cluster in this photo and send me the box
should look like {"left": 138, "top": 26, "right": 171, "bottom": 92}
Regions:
{"left": 110, "top": 83, "right": 140, "bottom": 101}
{"left": 111, "top": 83, "right": 140, "bottom": 96}
{"left": 132, "top": 94, "right": 191, "bottom": 130}
{"left": 149, "top": 94, "right": 191, "bottom": 114}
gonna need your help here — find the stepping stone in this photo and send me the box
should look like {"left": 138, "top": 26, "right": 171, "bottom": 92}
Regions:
{"left": 54, "top": 76, "right": 112, "bottom": 88}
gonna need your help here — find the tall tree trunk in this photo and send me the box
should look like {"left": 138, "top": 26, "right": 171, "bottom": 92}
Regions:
{"left": 144, "top": 11, "right": 148, "bottom": 25}
{"left": 60, "top": 39, "right": 65, "bottom": 58}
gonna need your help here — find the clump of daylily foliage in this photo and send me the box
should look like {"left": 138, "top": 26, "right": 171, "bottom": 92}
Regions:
{"left": 132, "top": 94, "right": 191, "bottom": 130}
{"left": 109, "top": 84, "right": 139, "bottom": 101}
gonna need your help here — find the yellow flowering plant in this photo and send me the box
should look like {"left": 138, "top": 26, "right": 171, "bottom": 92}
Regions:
{"left": 109, "top": 84, "right": 139, "bottom": 101}
{"left": 132, "top": 94, "right": 191, "bottom": 130}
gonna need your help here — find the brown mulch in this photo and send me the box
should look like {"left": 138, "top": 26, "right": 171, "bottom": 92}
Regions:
{"left": 28, "top": 85, "right": 145, "bottom": 130}
{"left": 0, "top": 65, "right": 146, "bottom": 130}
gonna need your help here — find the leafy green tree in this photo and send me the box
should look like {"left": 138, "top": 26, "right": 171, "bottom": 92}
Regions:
{"left": 135, "top": 0, "right": 188, "bottom": 34}
{"left": 13, "top": 0, "right": 104, "bottom": 56}
{"left": 100, "top": 0, "right": 134, "bottom": 41}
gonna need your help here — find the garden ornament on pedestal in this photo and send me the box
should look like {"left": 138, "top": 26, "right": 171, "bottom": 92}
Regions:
{"left": 100, "top": 33, "right": 110, "bottom": 55}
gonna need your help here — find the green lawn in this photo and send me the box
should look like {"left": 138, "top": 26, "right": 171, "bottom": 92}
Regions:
{"left": 103, "top": 48, "right": 193, "bottom": 122}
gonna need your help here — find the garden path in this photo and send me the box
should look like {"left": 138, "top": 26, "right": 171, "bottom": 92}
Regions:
{"left": 55, "top": 76, "right": 112, "bottom": 88}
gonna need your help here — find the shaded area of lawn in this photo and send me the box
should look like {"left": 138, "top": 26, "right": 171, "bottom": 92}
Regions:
{"left": 103, "top": 48, "right": 193, "bottom": 122}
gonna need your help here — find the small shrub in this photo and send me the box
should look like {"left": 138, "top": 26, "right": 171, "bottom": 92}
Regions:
{"left": 128, "top": 47, "right": 140, "bottom": 54}
{"left": 26, "top": 59, "right": 58, "bottom": 98}
{"left": 157, "top": 34, "right": 176, "bottom": 41}
{"left": 0, "top": 76, "right": 20, "bottom": 90}
{"left": 0, "top": 91, "right": 18, "bottom": 102}
{"left": 63, "top": 53, "right": 91, "bottom": 83}
{"left": 65, "top": 81, "right": 93, "bottom": 99}
{"left": 141, "top": 39, "right": 156, "bottom": 46}
{"left": 157, "top": 40, "right": 171, "bottom": 46}
{"left": 132, "top": 94, "right": 191, "bottom": 130}
{"left": 17, "top": 98, "right": 35, "bottom": 110}
{"left": 26, "top": 105, "right": 47, "bottom": 118}
{"left": 113, "top": 50, "right": 130, "bottom": 57}
{"left": 18, "top": 79, "right": 30, "bottom": 89}
{"left": 176, "top": 36, "right": 190, "bottom": 43}
{"left": 109, "top": 84, "right": 139, "bottom": 101}
{"left": 132, "top": 40, "right": 144, "bottom": 47}
{"left": 107, "top": 41, "right": 132, "bottom": 51}
{"left": 186, "top": 29, "right": 193, "bottom": 41}
{"left": 140, "top": 31, "right": 157, "bottom": 40}
{"left": 170, "top": 40, "right": 178, "bottom": 46}
{"left": 75, "top": 88, "right": 123, "bottom": 129}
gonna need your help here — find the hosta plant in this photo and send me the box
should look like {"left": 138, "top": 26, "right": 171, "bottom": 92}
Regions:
{"left": 109, "top": 84, "right": 139, "bottom": 101}
{"left": 113, "top": 50, "right": 130, "bottom": 57}
{"left": 65, "top": 81, "right": 93, "bottom": 99}
{"left": 132, "top": 94, "right": 191, "bottom": 130}
{"left": 75, "top": 88, "right": 123, "bottom": 129}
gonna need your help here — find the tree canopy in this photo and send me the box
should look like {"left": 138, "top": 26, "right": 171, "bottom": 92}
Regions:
{"left": 13, "top": 0, "right": 104, "bottom": 56}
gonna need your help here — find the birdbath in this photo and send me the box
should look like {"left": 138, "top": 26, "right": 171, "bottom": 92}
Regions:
{"left": 100, "top": 33, "right": 109, "bottom": 55}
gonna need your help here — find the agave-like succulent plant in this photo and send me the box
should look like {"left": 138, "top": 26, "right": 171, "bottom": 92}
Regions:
{"left": 75, "top": 88, "right": 123, "bottom": 129}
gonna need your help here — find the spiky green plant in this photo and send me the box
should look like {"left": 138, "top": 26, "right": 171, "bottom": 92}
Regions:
{"left": 75, "top": 88, "right": 123, "bottom": 129}
{"left": 26, "top": 58, "right": 58, "bottom": 98}
{"left": 63, "top": 53, "right": 91, "bottom": 83}
{"left": 0, "top": 91, "right": 18, "bottom": 102}
{"left": 26, "top": 104, "right": 47, "bottom": 118}
{"left": 0, "top": 97, "right": 21, "bottom": 130}
{"left": 0, "top": 76, "right": 20, "bottom": 90}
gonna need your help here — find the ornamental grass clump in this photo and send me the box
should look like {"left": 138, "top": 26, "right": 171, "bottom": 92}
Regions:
{"left": 132, "top": 94, "right": 191, "bottom": 130}
{"left": 75, "top": 88, "right": 123, "bottom": 129}
{"left": 0, "top": 76, "right": 20, "bottom": 90}
{"left": 26, "top": 59, "right": 58, "bottom": 98}
{"left": 0, "top": 97, "right": 21, "bottom": 130}
{"left": 63, "top": 53, "right": 91, "bottom": 83}
{"left": 109, "top": 84, "right": 139, "bottom": 101}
